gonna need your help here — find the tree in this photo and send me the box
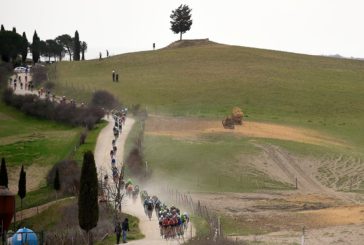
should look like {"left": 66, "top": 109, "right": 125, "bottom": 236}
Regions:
{"left": 73, "top": 31, "right": 80, "bottom": 61}
{"left": 12, "top": 27, "right": 16, "bottom": 33}
{"left": 0, "top": 158, "right": 8, "bottom": 188}
{"left": 170, "top": 4, "right": 193, "bottom": 41}
{"left": 56, "top": 34, "right": 73, "bottom": 61}
{"left": 18, "top": 165, "right": 26, "bottom": 222}
{"left": 42, "top": 39, "right": 59, "bottom": 62}
{"left": 53, "top": 168, "right": 61, "bottom": 200}
{"left": 78, "top": 151, "right": 99, "bottom": 244}
{"left": 21, "top": 32, "right": 28, "bottom": 63}
{"left": 39, "top": 40, "right": 47, "bottom": 59}
{"left": 0, "top": 31, "right": 23, "bottom": 62}
{"left": 81, "top": 41, "right": 87, "bottom": 60}
{"left": 1, "top": 25, "right": 5, "bottom": 32}
{"left": 54, "top": 42, "right": 65, "bottom": 61}
{"left": 32, "top": 31, "right": 41, "bottom": 63}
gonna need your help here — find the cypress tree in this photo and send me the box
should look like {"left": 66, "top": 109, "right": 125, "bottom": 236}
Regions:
{"left": 1, "top": 25, "right": 4, "bottom": 31}
{"left": 53, "top": 168, "right": 61, "bottom": 200}
{"left": 18, "top": 165, "right": 26, "bottom": 222}
{"left": 78, "top": 151, "right": 98, "bottom": 243}
{"left": 73, "top": 30, "right": 80, "bottom": 61}
{"left": 81, "top": 41, "right": 87, "bottom": 60}
{"left": 32, "top": 31, "right": 40, "bottom": 63}
{"left": 12, "top": 27, "right": 16, "bottom": 33}
{"left": 21, "top": 32, "right": 28, "bottom": 63}
{"left": 0, "top": 158, "right": 8, "bottom": 188}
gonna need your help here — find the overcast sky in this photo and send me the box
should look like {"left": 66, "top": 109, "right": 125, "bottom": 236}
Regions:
{"left": 1, "top": 0, "right": 363, "bottom": 59}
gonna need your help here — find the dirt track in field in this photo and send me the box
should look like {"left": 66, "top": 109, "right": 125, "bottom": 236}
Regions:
{"left": 145, "top": 115, "right": 345, "bottom": 147}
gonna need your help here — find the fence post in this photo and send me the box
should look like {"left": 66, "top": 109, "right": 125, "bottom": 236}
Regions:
{"left": 189, "top": 195, "right": 195, "bottom": 214}
{"left": 350, "top": 178, "right": 352, "bottom": 191}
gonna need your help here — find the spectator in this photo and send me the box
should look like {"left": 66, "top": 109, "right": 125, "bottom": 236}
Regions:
{"left": 115, "top": 222, "right": 122, "bottom": 244}
{"left": 122, "top": 218, "right": 130, "bottom": 243}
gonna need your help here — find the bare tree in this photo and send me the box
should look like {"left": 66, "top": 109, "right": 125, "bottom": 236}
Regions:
{"left": 98, "top": 165, "right": 126, "bottom": 223}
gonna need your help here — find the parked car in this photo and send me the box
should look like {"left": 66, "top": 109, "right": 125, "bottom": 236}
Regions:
{"left": 14, "top": 67, "right": 26, "bottom": 73}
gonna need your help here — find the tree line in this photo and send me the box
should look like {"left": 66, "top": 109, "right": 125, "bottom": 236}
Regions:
{"left": 0, "top": 25, "right": 87, "bottom": 65}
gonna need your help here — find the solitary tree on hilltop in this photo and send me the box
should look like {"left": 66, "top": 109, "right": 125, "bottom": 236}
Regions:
{"left": 73, "top": 30, "right": 80, "bottom": 61}
{"left": 18, "top": 165, "right": 26, "bottom": 222}
{"left": 170, "top": 4, "right": 193, "bottom": 41}
{"left": 1, "top": 25, "right": 5, "bottom": 32}
{"left": 12, "top": 27, "right": 16, "bottom": 33}
{"left": 79, "top": 151, "right": 99, "bottom": 244}
{"left": 0, "top": 158, "right": 8, "bottom": 188}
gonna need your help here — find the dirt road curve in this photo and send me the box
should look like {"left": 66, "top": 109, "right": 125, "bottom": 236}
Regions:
{"left": 94, "top": 117, "right": 194, "bottom": 244}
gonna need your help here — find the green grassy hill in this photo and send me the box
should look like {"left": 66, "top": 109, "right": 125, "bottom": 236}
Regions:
{"left": 53, "top": 40, "right": 364, "bottom": 148}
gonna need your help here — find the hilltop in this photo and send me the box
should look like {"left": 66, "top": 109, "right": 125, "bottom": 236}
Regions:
{"left": 163, "top": 38, "right": 221, "bottom": 49}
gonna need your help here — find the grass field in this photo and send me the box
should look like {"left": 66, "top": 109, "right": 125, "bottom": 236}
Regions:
{"left": 0, "top": 102, "right": 80, "bottom": 168}
{"left": 144, "top": 134, "right": 292, "bottom": 192}
{"left": 0, "top": 98, "right": 108, "bottom": 208}
{"left": 52, "top": 41, "right": 364, "bottom": 147}
{"left": 0, "top": 101, "right": 82, "bottom": 194}
{"left": 72, "top": 120, "right": 108, "bottom": 164}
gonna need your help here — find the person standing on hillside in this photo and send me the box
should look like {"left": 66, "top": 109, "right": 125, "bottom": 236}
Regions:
{"left": 115, "top": 222, "right": 122, "bottom": 244}
{"left": 112, "top": 70, "right": 115, "bottom": 82}
{"left": 116, "top": 73, "right": 119, "bottom": 82}
{"left": 122, "top": 218, "right": 130, "bottom": 243}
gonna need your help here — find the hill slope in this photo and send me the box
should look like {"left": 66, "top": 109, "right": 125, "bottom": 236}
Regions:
{"left": 52, "top": 42, "right": 364, "bottom": 147}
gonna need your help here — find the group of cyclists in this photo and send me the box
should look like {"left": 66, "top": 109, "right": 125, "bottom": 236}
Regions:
{"left": 102, "top": 109, "right": 191, "bottom": 241}
{"left": 109, "top": 110, "right": 127, "bottom": 183}
{"left": 9, "top": 74, "right": 34, "bottom": 91}
{"left": 140, "top": 191, "right": 190, "bottom": 240}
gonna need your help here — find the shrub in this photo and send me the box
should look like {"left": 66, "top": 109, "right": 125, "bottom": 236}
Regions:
{"left": 32, "top": 65, "right": 47, "bottom": 86}
{"left": 90, "top": 90, "right": 118, "bottom": 110}
{"left": 44, "top": 81, "right": 55, "bottom": 90}
{"left": 2, "top": 87, "right": 13, "bottom": 104}
{"left": 2, "top": 89, "right": 105, "bottom": 128}
{"left": 0, "top": 63, "right": 12, "bottom": 88}
{"left": 47, "top": 160, "right": 81, "bottom": 195}
{"left": 79, "top": 129, "right": 88, "bottom": 145}
{"left": 125, "top": 147, "right": 144, "bottom": 176}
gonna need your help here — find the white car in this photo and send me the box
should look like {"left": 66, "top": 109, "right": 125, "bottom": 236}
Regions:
{"left": 14, "top": 67, "right": 27, "bottom": 73}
